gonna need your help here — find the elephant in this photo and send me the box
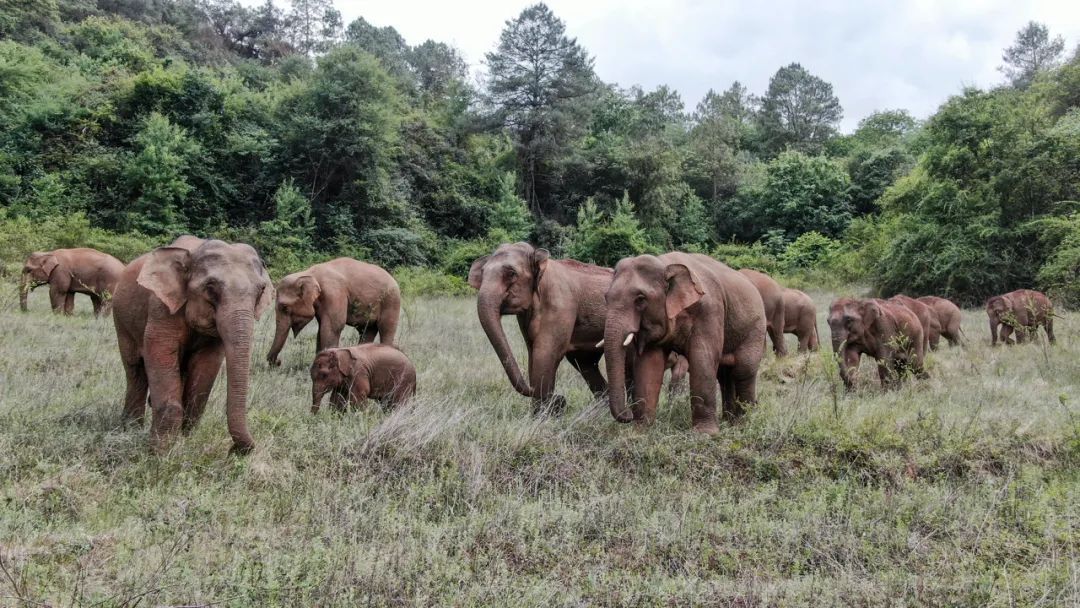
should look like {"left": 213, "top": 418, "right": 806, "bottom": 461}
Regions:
{"left": 738, "top": 269, "right": 787, "bottom": 357}
{"left": 112, "top": 236, "right": 273, "bottom": 454}
{"left": 828, "top": 298, "right": 925, "bottom": 390}
{"left": 917, "top": 296, "right": 964, "bottom": 348}
{"left": 310, "top": 344, "right": 416, "bottom": 414}
{"left": 21, "top": 248, "right": 125, "bottom": 316}
{"left": 266, "top": 258, "right": 400, "bottom": 367}
{"left": 603, "top": 253, "right": 766, "bottom": 434}
{"left": 986, "top": 289, "right": 1055, "bottom": 346}
{"left": 469, "top": 242, "right": 631, "bottom": 415}
{"left": 888, "top": 294, "right": 939, "bottom": 353}
{"left": 782, "top": 288, "right": 819, "bottom": 352}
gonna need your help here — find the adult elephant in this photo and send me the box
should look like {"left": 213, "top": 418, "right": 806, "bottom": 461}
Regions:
{"left": 888, "top": 294, "right": 939, "bottom": 352}
{"left": 828, "top": 298, "right": 925, "bottom": 390}
{"left": 782, "top": 288, "right": 819, "bottom": 352}
{"left": 266, "top": 258, "right": 400, "bottom": 367}
{"left": 738, "top": 269, "right": 787, "bottom": 357}
{"left": 469, "top": 242, "right": 625, "bottom": 414}
{"left": 986, "top": 289, "right": 1054, "bottom": 346}
{"left": 917, "top": 296, "right": 963, "bottom": 348}
{"left": 603, "top": 253, "right": 766, "bottom": 434}
{"left": 112, "top": 236, "right": 273, "bottom": 454}
{"left": 21, "top": 248, "right": 125, "bottom": 316}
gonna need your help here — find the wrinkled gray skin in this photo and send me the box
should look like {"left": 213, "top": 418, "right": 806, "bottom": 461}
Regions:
{"left": 310, "top": 344, "right": 416, "bottom": 413}
{"left": 21, "top": 248, "right": 125, "bottom": 316}
{"left": 112, "top": 236, "right": 273, "bottom": 455}
{"left": 469, "top": 242, "right": 632, "bottom": 415}
{"left": 603, "top": 253, "right": 766, "bottom": 434}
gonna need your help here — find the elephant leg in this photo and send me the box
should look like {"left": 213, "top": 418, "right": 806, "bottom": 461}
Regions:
{"left": 629, "top": 347, "right": 666, "bottom": 424}
{"left": 686, "top": 351, "right": 721, "bottom": 434}
{"left": 565, "top": 351, "right": 606, "bottom": 399}
{"left": 840, "top": 347, "right": 861, "bottom": 391}
{"left": 145, "top": 359, "right": 185, "bottom": 453}
{"left": 1045, "top": 317, "right": 1055, "bottom": 343}
{"left": 769, "top": 311, "right": 787, "bottom": 358}
{"left": 316, "top": 321, "right": 345, "bottom": 354}
{"left": 63, "top": 292, "right": 75, "bottom": 315}
{"left": 717, "top": 366, "right": 734, "bottom": 415}
{"left": 48, "top": 284, "right": 66, "bottom": 314}
{"left": 358, "top": 325, "right": 379, "bottom": 345}
{"left": 89, "top": 293, "right": 104, "bottom": 317}
{"left": 181, "top": 342, "right": 225, "bottom": 434}
{"left": 119, "top": 336, "right": 148, "bottom": 425}
{"left": 347, "top": 378, "right": 370, "bottom": 411}
{"left": 528, "top": 336, "right": 567, "bottom": 415}
{"left": 330, "top": 387, "right": 349, "bottom": 413}
{"left": 999, "top": 324, "right": 1014, "bottom": 345}
{"left": 877, "top": 360, "right": 894, "bottom": 389}
{"left": 728, "top": 357, "right": 759, "bottom": 420}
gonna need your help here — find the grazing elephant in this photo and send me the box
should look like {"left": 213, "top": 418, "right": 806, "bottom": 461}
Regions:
{"left": 266, "top": 258, "right": 400, "bottom": 367}
{"left": 469, "top": 242, "right": 627, "bottom": 414}
{"left": 888, "top": 294, "right": 939, "bottom": 352}
{"left": 112, "top": 236, "right": 273, "bottom": 454}
{"left": 738, "top": 269, "right": 787, "bottom": 357}
{"left": 986, "top": 289, "right": 1055, "bottom": 346}
{"left": 917, "top": 296, "right": 964, "bottom": 348}
{"left": 310, "top": 344, "right": 416, "bottom": 414}
{"left": 603, "top": 253, "right": 766, "bottom": 434}
{"left": 782, "top": 288, "right": 819, "bottom": 352}
{"left": 828, "top": 298, "right": 925, "bottom": 390}
{"left": 21, "top": 248, "right": 125, "bottom": 316}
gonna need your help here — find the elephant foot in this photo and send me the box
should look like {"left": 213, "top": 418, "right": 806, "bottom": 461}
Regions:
{"left": 534, "top": 395, "right": 567, "bottom": 417}
{"left": 229, "top": 441, "right": 255, "bottom": 456}
{"left": 691, "top": 421, "right": 720, "bottom": 436}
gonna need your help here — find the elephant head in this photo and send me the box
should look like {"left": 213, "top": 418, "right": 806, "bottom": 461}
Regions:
{"left": 267, "top": 273, "right": 322, "bottom": 366}
{"left": 137, "top": 240, "right": 273, "bottom": 452}
{"left": 603, "top": 255, "right": 703, "bottom": 422}
{"left": 309, "top": 348, "right": 354, "bottom": 413}
{"left": 20, "top": 252, "right": 59, "bottom": 311}
{"left": 827, "top": 297, "right": 880, "bottom": 352}
{"left": 468, "top": 242, "right": 550, "bottom": 397}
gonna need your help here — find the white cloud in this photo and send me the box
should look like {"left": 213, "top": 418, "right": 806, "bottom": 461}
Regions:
{"left": 270, "top": 0, "right": 1080, "bottom": 131}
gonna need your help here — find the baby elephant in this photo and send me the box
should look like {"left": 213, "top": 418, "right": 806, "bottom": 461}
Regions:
{"left": 310, "top": 344, "right": 416, "bottom": 414}
{"left": 986, "top": 289, "right": 1055, "bottom": 346}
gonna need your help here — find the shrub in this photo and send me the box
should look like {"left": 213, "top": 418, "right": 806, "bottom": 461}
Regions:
{"left": 564, "top": 194, "right": 653, "bottom": 267}
{"left": 393, "top": 266, "right": 471, "bottom": 297}
{"left": 360, "top": 227, "right": 433, "bottom": 269}
{"left": 440, "top": 238, "right": 497, "bottom": 280}
{"left": 780, "top": 231, "right": 840, "bottom": 271}
{"left": 710, "top": 242, "right": 780, "bottom": 274}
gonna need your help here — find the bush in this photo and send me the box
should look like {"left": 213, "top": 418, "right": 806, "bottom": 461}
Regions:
{"left": 0, "top": 210, "right": 158, "bottom": 278}
{"left": 1035, "top": 214, "right": 1080, "bottom": 307}
{"left": 440, "top": 238, "right": 497, "bottom": 279}
{"left": 393, "top": 266, "right": 472, "bottom": 297}
{"left": 710, "top": 242, "right": 780, "bottom": 274}
{"left": 360, "top": 227, "right": 433, "bottom": 269}
{"left": 564, "top": 194, "right": 653, "bottom": 267}
{"left": 780, "top": 231, "right": 840, "bottom": 271}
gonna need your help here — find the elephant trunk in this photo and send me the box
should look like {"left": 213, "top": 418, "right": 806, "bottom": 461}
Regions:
{"left": 220, "top": 309, "right": 256, "bottom": 454}
{"left": 19, "top": 272, "right": 31, "bottom": 312}
{"left": 266, "top": 309, "right": 289, "bottom": 366}
{"left": 603, "top": 315, "right": 636, "bottom": 423}
{"left": 311, "top": 383, "right": 327, "bottom": 414}
{"left": 477, "top": 287, "right": 532, "bottom": 397}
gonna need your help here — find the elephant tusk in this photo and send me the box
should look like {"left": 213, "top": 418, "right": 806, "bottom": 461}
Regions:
{"left": 623, "top": 333, "right": 634, "bottom": 347}
{"left": 595, "top": 340, "right": 604, "bottom": 348}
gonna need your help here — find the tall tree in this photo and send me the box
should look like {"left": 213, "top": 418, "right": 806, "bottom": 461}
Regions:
{"left": 757, "top": 63, "right": 842, "bottom": 155}
{"left": 485, "top": 2, "right": 595, "bottom": 217}
{"left": 1000, "top": 21, "right": 1065, "bottom": 88}
{"left": 287, "top": 0, "right": 340, "bottom": 55}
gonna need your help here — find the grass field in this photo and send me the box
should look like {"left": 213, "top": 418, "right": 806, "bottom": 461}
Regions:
{"left": 1, "top": 285, "right": 1078, "bottom": 606}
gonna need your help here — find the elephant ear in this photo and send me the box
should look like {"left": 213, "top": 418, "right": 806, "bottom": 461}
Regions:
{"left": 333, "top": 348, "right": 358, "bottom": 374}
{"left": 254, "top": 261, "right": 274, "bottom": 321}
{"left": 137, "top": 247, "right": 192, "bottom": 315}
{"left": 296, "top": 275, "right": 321, "bottom": 304}
{"left": 665, "top": 263, "right": 704, "bottom": 321}
{"left": 467, "top": 256, "right": 489, "bottom": 290}
{"left": 861, "top": 300, "right": 881, "bottom": 328}
{"left": 41, "top": 254, "right": 60, "bottom": 278}
{"left": 531, "top": 248, "right": 550, "bottom": 286}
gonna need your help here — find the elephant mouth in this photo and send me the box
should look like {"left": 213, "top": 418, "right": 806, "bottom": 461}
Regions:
{"left": 291, "top": 318, "right": 314, "bottom": 336}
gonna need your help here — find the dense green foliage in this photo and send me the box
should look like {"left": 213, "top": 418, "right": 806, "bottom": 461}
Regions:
{"left": 0, "top": 3, "right": 1076, "bottom": 303}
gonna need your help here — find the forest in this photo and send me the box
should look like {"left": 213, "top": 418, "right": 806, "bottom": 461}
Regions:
{"left": 0, "top": 0, "right": 1078, "bottom": 304}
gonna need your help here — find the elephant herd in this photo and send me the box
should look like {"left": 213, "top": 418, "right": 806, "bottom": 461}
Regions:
{"left": 19, "top": 239, "right": 1058, "bottom": 455}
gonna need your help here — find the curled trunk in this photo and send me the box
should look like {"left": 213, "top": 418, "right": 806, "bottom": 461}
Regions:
{"left": 266, "top": 311, "right": 290, "bottom": 365}
{"left": 603, "top": 318, "right": 634, "bottom": 423}
{"left": 477, "top": 288, "right": 532, "bottom": 397}
{"left": 220, "top": 310, "right": 256, "bottom": 454}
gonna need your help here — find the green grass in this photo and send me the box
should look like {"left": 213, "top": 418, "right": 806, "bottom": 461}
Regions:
{"left": 1, "top": 287, "right": 1078, "bottom": 606}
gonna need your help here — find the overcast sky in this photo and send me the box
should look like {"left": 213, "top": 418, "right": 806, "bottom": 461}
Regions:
{"left": 319, "top": 0, "right": 1079, "bottom": 131}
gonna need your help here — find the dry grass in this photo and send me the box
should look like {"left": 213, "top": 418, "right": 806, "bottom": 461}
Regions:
{"left": 0, "top": 287, "right": 1078, "bottom": 606}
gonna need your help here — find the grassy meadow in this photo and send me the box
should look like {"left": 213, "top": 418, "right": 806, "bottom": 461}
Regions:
{"left": 0, "top": 285, "right": 1078, "bottom": 606}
